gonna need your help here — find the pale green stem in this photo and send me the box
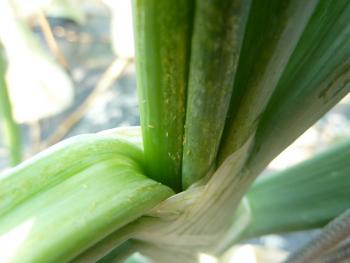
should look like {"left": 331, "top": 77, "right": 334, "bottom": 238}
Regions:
{"left": 0, "top": 49, "right": 21, "bottom": 165}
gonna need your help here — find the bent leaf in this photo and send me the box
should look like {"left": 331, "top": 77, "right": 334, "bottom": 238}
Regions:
{"left": 0, "top": 134, "right": 144, "bottom": 217}
{"left": 0, "top": 133, "right": 173, "bottom": 262}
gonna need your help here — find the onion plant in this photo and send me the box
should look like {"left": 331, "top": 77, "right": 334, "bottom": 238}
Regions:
{"left": 0, "top": 0, "right": 350, "bottom": 262}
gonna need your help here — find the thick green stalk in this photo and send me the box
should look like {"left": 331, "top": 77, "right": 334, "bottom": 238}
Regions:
{"left": 243, "top": 140, "right": 350, "bottom": 239}
{"left": 182, "top": 0, "right": 251, "bottom": 188}
{"left": 0, "top": 49, "right": 21, "bottom": 165}
{"left": 218, "top": 0, "right": 318, "bottom": 163}
{"left": 0, "top": 156, "right": 173, "bottom": 263}
{"left": 132, "top": 0, "right": 193, "bottom": 191}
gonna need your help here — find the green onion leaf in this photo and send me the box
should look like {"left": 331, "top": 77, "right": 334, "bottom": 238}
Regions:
{"left": 219, "top": 0, "right": 318, "bottom": 163}
{"left": 182, "top": 0, "right": 251, "bottom": 188}
{"left": 132, "top": 0, "right": 194, "bottom": 191}
{"left": 244, "top": 140, "right": 350, "bottom": 239}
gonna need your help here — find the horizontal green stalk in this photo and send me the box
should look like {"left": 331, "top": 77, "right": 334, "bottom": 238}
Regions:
{"left": 250, "top": 0, "right": 350, "bottom": 171}
{"left": 182, "top": 0, "right": 251, "bottom": 188}
{"left": 218, "top": 0, "right": 318, "bottom": 163}
{"left": 0, "top": 49, "right": 21, "bottom": 165}
{"left": 132, "top": 0, "right": 193, "bottom": 191}
{"left": 243, "top": 140, "right": 350, "bottom": 239}
{"left": 0, "top": 134, "right": 144, "bottom": 217}
{"left": 0, "top": 156, "right": 173, "bottom": 262}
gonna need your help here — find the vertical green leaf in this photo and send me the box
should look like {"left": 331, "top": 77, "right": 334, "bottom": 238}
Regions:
{"left": 251, "top": 0, "right": 350, "bottom": 170}
{"left": 219, "top": 0, "right": 318, "bottom": 163}
{"left": 0, "top": 49, "right": 21, "bottom": 166}
{"left": 132, "top": 0, "right": 193, "bottom": 191}
{"left": 182, "top": 0, "right": 251, "bottom": 188}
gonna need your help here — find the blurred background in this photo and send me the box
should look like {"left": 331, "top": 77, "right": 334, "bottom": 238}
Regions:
{"left": 0, "top": 0, "right": 138, "bottom": 169}
{"left": 0, "top": 0, "right": 349, "bottom": 262}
